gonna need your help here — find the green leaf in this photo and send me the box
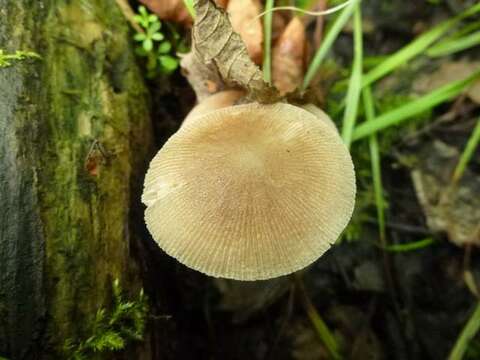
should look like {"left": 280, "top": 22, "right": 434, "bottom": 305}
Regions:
{"left": 143, "top": 38, "right": 153, "bottom": 52}
{"left": 133, "top": 33, "right": 146, "bottom": 41}
{"left": 151, "top": 32, "right": 164, "bottom": 41}
{"left": 148, "top": 14, "right": 159, "bottom": 23}
{"left": 138, "top": 5, "right": 148, "bottom": 16}
{"left": 159, "top": 55, "right": 179, "bottom": 72}
{"left": 352, "top": 70, "right": 480, "bottom": 141}
{"left": 362, "top": 2, "right": 480, "bottom": 87}
{"left": 149, "top": 21, "right": 161, "bottom": 33}
{"left": 157, "top": 41, "right": 172, "bottom": 54}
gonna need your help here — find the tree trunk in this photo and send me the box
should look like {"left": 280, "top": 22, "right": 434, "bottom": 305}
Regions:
{"left": 0, "top": 1, "right": 165, "bottom": 358}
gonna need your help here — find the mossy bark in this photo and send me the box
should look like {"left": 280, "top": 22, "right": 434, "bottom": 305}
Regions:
{"left": 0, "top": 1, "right": 159, "bottom": 358}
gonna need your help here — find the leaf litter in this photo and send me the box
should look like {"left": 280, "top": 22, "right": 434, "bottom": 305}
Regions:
{"left": 182, "top": 0, "right": 280, "bottom": 103}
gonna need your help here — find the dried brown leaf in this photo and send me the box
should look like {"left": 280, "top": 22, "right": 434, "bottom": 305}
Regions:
{"left": 180, "top": 52, "right": 225, "bottom": 102}
{"left": 140, "top": 0, "right": 192, "bottom": 25}
{"left": 271, "top": 12, "right": 287, "bottom": 43}
{"left": 272, "top": 17, "right": 306, "bottom": 95}
{"left": 227, "top": 0, "right": 263, "bottom": 65}
{"left": 411, "top": 140, "right": 480, "bottom": 247}
{"left": 413, "top": 60, "right": 480, "bottom": 105}
{"left": 215, "top": 0, "right": 229, "bottom": 9}
{"left": 192, "top": 0, "right": 279, "bottom": 103}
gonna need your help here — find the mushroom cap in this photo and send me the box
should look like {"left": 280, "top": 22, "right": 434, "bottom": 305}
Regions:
{"left": 301, "top": 103, "right": 338, "bottom": 132}
{"left": 142, "top": 103, "right": 356, "bottom": 280}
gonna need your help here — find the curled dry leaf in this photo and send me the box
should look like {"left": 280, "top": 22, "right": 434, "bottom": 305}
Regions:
{"left": 271, "top": 12, "right": 287, "bottom": 43}
{"left": 227, "top": 0, "right": 263, "bottom": 65}
{"left": 180, "top": 52, "right": 225, "bottom": 102}
{"left": 272, "top": 17, "right": 306, "bottom": 95}
{"left": 190, "top": 0, "right": 279, "bottom": 103}
{"left": 411, "top": 140, "right": 480, "bottom": 247}
{"left": 140, "top": 0, "right": 192, "bottom": 25}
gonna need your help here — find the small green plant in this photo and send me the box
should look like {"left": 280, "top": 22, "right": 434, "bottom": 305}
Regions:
{"left": 64, "top": 279, "right": 148, "bottom": 360}
{"left": 0, "top": 49, "right": 40, "bottom": 68}
{"left": 133, "top": 6, "right": 182, "bottom": 78}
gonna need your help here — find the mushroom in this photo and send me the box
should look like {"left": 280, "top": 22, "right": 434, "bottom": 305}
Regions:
{"left": 183, "top": 89, "right": 245, "bottom": 125}
{"left": 183, "top": 90, "right": 335, "bottom": 130}
{"left": 142, "top": 101, "right": 356, "bottom": 280}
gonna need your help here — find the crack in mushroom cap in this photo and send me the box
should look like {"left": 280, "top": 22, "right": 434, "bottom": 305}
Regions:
{"left": 142, "top": 103, "right": 356, "bottom": 280}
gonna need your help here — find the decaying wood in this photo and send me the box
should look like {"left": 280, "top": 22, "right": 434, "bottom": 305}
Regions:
{"left": 0, "top": 0, "right": 170, "bottom": 358}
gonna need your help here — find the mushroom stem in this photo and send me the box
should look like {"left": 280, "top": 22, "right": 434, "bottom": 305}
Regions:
{"left": 183, "top": 90, "right": 245, "bottom": 126}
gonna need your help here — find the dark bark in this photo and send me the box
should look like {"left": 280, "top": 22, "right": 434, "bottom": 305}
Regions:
{"left": 0, "top": 1, "right": 164, "bottom": 358}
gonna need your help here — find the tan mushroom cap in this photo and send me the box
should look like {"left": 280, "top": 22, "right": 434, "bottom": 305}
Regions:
{"left": 142, "top": 103, "right": 356, "bottom": 280}
{"left": 301, "top": 103, "right": 338, "bottom": 132}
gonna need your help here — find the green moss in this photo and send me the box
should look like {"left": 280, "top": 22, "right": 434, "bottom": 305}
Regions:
{"left": 0, "top": 49, "right": 40, "bottom": 68}
{"left": 63, "top": 280, "right": 148, "bottom": 360}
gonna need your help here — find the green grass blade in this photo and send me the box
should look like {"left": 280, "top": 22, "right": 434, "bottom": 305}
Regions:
{"left": 183, "top": 0, "right": 195, "bottom": 18}
{"left": 452, "top": 118, "right": 480, "bottom": 183}
{"left": 302, "top": 0, "right": 359, "bottom": 90}
{"left": 352, "top": 70, "right": 480, "bottom": 141}
{"left": 363, "top": 86, "right": 386, "bottom": 244}
{"left": 295, "top": 275, "right": 342, "bottom": 360}
{"left": 449, "top": 21, "right": 480, "bottom": 40}
{"left": 305, "top": 301, "right": 341, "bottom": 360}
{"left": 427, "top": 30, "right": 480, "bottom": 57}
{"left": 384, "top": 238, "right": 435, "bottom": 252}
{"left": 449, "top": 303, "right": 480, "bottom": 360}
{"left": 263, "top": 0, "right": 274, "bottom": 83}
{"left": 341, "top": 3, "right": 363, "bottom": 148}
{"left": 362, "top": 3, "right": 480, "bottom": 87}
